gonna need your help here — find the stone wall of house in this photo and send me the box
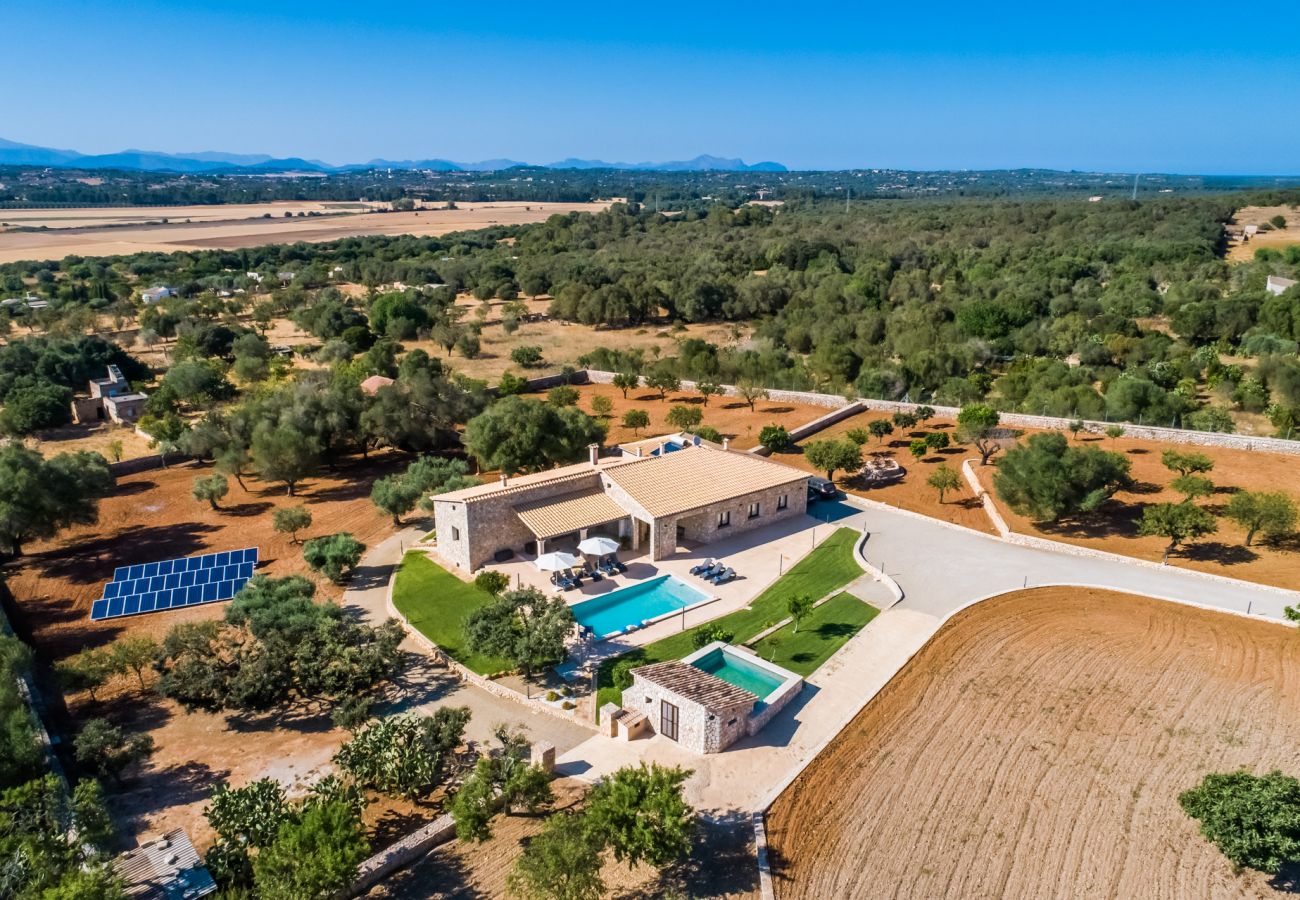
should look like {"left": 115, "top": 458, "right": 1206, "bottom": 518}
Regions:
{"left": 435, "top": 469, "right": 605, "bottom": 571}
{"left": 628, "top": 671, "right": 755, "bottom": 753}
{"left": 671, "top": 481, "right": 809, "bottom": 557}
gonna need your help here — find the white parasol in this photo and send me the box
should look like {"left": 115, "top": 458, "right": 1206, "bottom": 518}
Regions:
{"left": 534, "top": 551, "right": 581, "bottom": 572}
{"left": 577, "top": 536, "right": 620, "bottom": 556}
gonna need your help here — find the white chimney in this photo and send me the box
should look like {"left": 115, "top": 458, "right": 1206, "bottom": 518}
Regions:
{"left": 499, "top": 472, "right": 509, "bottom": 486}
{"left": 588, "top": 443, "right": 600, "bottom": 466}
{"left": 722, "top": 437, "right": 730, "bottom": 450}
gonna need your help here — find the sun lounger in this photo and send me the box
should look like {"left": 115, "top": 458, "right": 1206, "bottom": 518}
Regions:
{"left": 690, "top": 558, "right": 716, "bottom": 575}
{"left": 709, "top": 567, "right": 736, "bottom": 585}
{"left": 698, "top": 562, "right": 725, "bottom": 579}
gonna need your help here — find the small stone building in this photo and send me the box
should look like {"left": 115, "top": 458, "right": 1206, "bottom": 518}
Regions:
{"left": 71, "top": 365, "right": 148, "bottom": 425}
{"left": 628, "top": 660, "right": 758, "bottom": 753}
{"left": 432, "top": 437, "right": 809, "bottom": 571}
{"left": 624, "top": 643, "right": 804, "bottom": 754}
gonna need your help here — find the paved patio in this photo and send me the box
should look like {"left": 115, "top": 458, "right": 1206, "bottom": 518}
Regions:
{"left": 490, "top": 514, "right": 837, "bottom": 666}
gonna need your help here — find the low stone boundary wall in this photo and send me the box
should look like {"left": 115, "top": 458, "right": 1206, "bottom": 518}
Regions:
{"left": 385, "top": 552, "right": 598, "bottom": 732}
{"left": 583, "top": 370, "right": 1300, "bottom": 456}
{"left": 960, "top": 459, "right": 1300, "bottom": 606}
{"left": 108, "top": 453, "right": 190, "bottom": 477}
{"left": 345, "top": 813, "right": 456, "bottom": 897}
{"left": 753, "top": 811, "right": 776, "bottom": 900}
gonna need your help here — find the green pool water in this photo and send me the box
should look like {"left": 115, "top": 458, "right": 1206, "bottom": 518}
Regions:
{"left": 692, "top": 648, "right": 785, "bottom": 699}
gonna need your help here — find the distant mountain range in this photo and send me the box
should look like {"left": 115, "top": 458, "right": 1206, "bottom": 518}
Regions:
{"left": 0, "top": 138, "right": 786, "bottom": 174}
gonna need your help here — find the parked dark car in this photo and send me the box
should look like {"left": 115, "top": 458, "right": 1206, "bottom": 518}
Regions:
{"left": 807, "top": 477, "right": 839, "bottom": 501}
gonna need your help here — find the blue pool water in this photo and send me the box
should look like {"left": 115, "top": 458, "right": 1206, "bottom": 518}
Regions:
{"left": 571, "top": 575, "right": 710, "bottom": 639}
{"left": 692, "top": 647, "right": 785, "bottom": 699}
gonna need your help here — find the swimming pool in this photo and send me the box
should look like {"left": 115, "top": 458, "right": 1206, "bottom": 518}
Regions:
{"left": 691, "top": 646, "right": 786, "bottom": 699}
{"left": 570, "top": 575, "right": 710, "bottom": 639}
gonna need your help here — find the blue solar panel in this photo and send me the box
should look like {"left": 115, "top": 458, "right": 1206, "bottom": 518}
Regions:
{"left": 91, "top": 547, "right": 259, "bottom": 621}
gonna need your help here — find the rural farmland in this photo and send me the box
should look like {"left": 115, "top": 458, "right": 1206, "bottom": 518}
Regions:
{"left": 767, "top": 587, "right": 1300, "bottom": 900}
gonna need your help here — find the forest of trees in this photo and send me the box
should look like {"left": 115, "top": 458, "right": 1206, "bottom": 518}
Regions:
{"left": 7, "top": 190, "right": 1298, "bottom": 436}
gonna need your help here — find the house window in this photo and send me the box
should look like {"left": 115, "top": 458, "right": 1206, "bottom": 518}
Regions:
{"left": 777, "top": 494, "right": 788, "bottom": 510}
{"left": 451, "top": 527, "right": 460, "bottom": 541}
{"left": 661, "top": 700, "right": 679, "bottom": 741}
{"left": 717, "top": 511, "right": 731, "bottom": 528}
{"left": 748, "top": 502, "right": 761, "bottom": 519}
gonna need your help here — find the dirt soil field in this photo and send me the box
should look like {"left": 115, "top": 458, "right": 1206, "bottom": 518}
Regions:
{"left": 967, "top": 432, "right": 1300, "bottom": 591}
{"left": 1226, "top": 204, "right": 1300, "bottom": 262}
{"left": 0, "top": 200, "right": 614, "bottom": 263}
{"left": 767, "top": 587, "right": 1300, "bottom": 900}
{"left": 30, "top": 419, "right": 155, "bottom": 462}
{"left": 560, "top": 381, "right": 831, "bottom": 451}
{"left": 369, "top": 779, "right": 759, "bottom": 899}
{"left": 784, "top": 410, "right": 994, "bottom": 533}
{"left": 0, "top": 452, "right": 410, "bottom": 845}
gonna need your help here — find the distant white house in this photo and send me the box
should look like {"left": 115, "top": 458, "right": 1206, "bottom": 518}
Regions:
{"left": 1244, "top": 224, "right": 1259, "bottom": 237}
{"left": 1088, "top": 196, "right": 1103, "bottom": 202}
{"left": 1267, "top": 275, "right": 1298, "bottom": 296}
{"left": 277, "top": 271, "right": 295, "bottom": 284}
{"left": 140, "top": 285, "right": 174, "bottom": 304}
{"left": 246, "top": 271, "right": 264, "bottom": 283}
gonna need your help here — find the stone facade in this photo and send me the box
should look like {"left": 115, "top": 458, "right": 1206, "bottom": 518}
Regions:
{"left": 434, "top": 469, "right": 605, "bottom": 571}
{"left": 627, "top": 670, "right": 752, "bottom": 754}
{"left": 435, "top": 449, "right": 810, "bottom": 571}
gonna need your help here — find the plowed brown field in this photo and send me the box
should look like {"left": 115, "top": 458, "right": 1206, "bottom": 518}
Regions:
{"left": 767, "top": 588, "right": 1300, "bottom": 899}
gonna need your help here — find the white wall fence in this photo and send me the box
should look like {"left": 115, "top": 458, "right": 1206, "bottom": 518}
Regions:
{"left": 582, "top": 370, "right": 1300, "bottom": 457}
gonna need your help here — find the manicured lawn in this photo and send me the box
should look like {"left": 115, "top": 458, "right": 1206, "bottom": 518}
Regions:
{"left": 751, "top": 592, "right": 878, "bottom": 676}
{"left": 391, "top": 551, "right": 512, "bottom": 675}
{"left": 597, "top": 526, "right": 863, "bottom": 707}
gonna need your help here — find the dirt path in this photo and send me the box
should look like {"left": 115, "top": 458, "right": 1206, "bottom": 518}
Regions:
{"left": 766, "top": 587, "right": 1300, "bottom": 899}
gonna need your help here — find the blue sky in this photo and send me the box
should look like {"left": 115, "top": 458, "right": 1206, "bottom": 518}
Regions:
{"left": 6, "top": 0, "right": 1297, "bottom": 173}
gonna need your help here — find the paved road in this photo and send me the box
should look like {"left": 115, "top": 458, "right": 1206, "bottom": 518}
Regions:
{"left": 344, "top": 523, "right": 591, "bottom": 755}
{"left": 833, "top": 497, "right": 1296, "bottom": 621}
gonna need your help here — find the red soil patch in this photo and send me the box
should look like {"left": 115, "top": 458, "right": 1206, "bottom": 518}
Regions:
{"left": 768, "top": 587, "right": 1300, "bottom": 899}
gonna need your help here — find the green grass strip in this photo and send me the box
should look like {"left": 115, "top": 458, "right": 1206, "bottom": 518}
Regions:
{"left": 391, "top": 551, "right": 512, "bottom": 675}
{"left": 750, "top": 591, "right": 878, "bottom": 676}
{"left": 597, "top": 526, "right": 863, "bottom": 708}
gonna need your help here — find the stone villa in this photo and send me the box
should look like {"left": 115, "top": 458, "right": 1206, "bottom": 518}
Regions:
{"left": 432, "top": 436, "right": 810, "bottom": 571}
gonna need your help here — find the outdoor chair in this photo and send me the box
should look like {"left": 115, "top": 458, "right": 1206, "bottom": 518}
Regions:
{"left": 710, "top": 567, "right": 736, "bottom": 585}
{"left": 699, "top": 562, "right": 725, "bottom": 579}
{"left": 690, "top": 558, "right": 716, "bottom": 575}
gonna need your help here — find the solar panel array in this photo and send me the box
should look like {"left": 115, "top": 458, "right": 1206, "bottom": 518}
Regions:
{"left": 90, "top": 547, "right": 258, "bottom": 621}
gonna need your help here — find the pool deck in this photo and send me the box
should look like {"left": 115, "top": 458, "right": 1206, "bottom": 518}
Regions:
{"left": 486, "top": 515, "right": 837, "bottom": 674}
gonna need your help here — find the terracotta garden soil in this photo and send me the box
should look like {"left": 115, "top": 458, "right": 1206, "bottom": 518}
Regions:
{"left": 767, "top": 587, "right": 1300, "bottom": 900}
{"left": 564, "top": 381, "right": 830, "bottom": 451}
{"left": 369, "top": 779, "right": 759, "bottom": 900}
{"left": 1, "top": 451, "right": 412, "bottom": 846}
{"left": 968, "top": 432, "right": 1300, "bottom": 591}
{"left": 786, "top": 410, "right": 995, "bottom": 533}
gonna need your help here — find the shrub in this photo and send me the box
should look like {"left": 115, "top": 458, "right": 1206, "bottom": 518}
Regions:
{"left": 474, "top": 570, "right": 510, "bottom": 596}
{"left": 302, "top": 533, "right": 365, "bottom": 584}
{"left": 759, "top": 424, "right": 792, "bottom": 452}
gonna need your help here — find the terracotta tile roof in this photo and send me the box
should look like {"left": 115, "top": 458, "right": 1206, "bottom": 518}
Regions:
{"left": 633, "top": 660, "right": 757, "bottom": 709}
{"left": 604, "top": 447, "right": 807, "bottom": 518}
{"left": 514, "top": 488, "right": 630, "bottom": 539}
{"left": 360, "top": 374, "right": 395, "bottom": 395}
{"left": 433, "top": 460, "right": 611, "bottom": 503}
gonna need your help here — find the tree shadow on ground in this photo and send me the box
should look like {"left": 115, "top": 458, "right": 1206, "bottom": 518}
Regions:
{"left": 1125, "top": 481, "right": 1164, "bottom": 496}
{"left": 227, "top": 705, "right": 339, "bottom": 735}
{"left": 376, "top": 842, "right": 481, "bottom": 900}
{"left": 1180, "top": 541, "right": 1258, "bottom": 567}
{"left": 762, "top": 406, "right": 794, "bottom": 415}
{"left": 221, "top": 501, "right": 274, "bottom": 518}
{"left": 114, "top": 480, "right": 157, "bottom": 496}
{"left": 1038, "top": 503, "right": 1143, "bottom": 540}
{"left": 24, "top": 521, "right": 221, "bottom": 585}
{"left": 347, "top": 562, "right": 394, "bottom": 593}
{"left": 1268, "top": 861, "right": 1300, "bottom": 894}
{"left": 369, "top": 804, "right": 440, "bottom": 853}
{"left": 115, "top": 760, "right": 232, "bottom": 840}
{"left": 612, "top": 808, "right": 758, "bottom": 899}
